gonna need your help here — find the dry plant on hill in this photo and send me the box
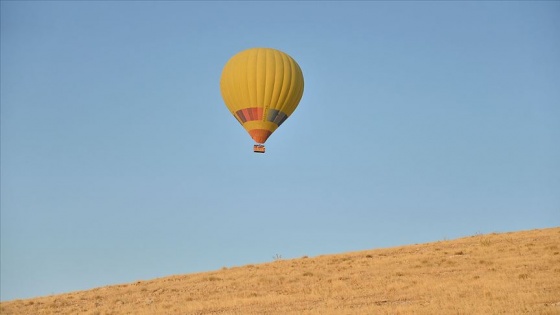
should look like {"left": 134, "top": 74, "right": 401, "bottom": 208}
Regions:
{"left": 1, "top": 227, "right": 559, "bottom": 314}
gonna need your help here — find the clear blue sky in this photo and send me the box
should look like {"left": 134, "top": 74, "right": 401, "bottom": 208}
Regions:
{"left": 1, "top": 1, "right": 559, "bottom": 301}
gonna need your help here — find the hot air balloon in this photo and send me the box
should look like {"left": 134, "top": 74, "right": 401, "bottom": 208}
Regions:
{"left": 220, "top": 48, "right": 304, "bottom": 153}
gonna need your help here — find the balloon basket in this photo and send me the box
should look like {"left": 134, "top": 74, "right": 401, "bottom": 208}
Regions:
{"left": 253, "top": 144, "right": 265, "bottom": 153}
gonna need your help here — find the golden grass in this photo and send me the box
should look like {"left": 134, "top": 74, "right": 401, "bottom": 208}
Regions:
{"left": 2, "top": 227, "right": 559, "bottom": 314}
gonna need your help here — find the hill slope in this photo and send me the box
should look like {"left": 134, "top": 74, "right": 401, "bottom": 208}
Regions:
{"left": 2, "top": 227, "right": 559, "bottom": 314}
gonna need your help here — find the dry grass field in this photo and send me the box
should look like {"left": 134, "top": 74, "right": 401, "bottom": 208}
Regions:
{"left": 1, "top": 227, "right": 559, "bottom": 314}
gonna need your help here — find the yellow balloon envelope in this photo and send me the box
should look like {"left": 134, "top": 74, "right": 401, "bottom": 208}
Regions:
{"left": 220, "top": 48, "right": 304, "bottom": 152}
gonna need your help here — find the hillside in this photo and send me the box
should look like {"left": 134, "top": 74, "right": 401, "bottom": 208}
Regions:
{"left": 1, "top": 227, "right": 559, "bottom": 314}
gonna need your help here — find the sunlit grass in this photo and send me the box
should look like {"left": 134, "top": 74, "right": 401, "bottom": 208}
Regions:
{"left": 1, "top": 227, "right": 559, "bottom": 314}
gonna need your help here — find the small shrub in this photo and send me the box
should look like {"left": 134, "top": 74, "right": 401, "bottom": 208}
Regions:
{"left": 206, "top": 276, "right": 222, "bottom": 281}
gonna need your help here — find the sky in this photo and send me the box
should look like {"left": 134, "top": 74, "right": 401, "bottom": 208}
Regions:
{"left": 1, "top": 1, "right": 559, "bottom": 301}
